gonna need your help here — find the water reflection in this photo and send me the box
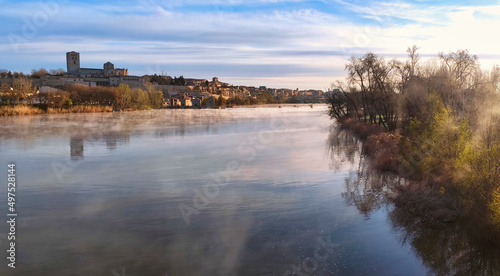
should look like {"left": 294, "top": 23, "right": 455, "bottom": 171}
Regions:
{"left": 7, "top": 106, "right": 379, "bottom": 275}
{"left": 0, "top": 109, "right": 226, "bottom": 142}
{"left": 0, "top": 106, "right": 469, "bottom": 275}
{"left": 69, "top": 133, "right": 130, "bottom": 159}
{"left": 328, "top": 125, "right": 500, "bottom": 275}
{"left": 327, "top": 125, "right": 400, "bottom": 218}
{"left": 70, "top": 137, "right": 84, "bottom": 160}
{"left": 326, "top": 125, "right": 361, "bottom": 171}
{"left": 390, "top": 206, "right": 500, "bottom": 276}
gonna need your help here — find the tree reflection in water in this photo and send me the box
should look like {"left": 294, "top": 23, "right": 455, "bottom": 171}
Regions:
{"left": 327, "top": 124, "right": 401, "bottom": 218}
{"left": 327, "top": 124, "right": 500, "bottom": 276}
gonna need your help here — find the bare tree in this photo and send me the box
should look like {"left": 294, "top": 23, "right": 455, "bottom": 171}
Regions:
{"left": 49, "top": 68, "right": 66, "bottom": 76}
{"left": 397, "top": 45, "right": 420, "bottom": 95}
{"left": 344, "top": 53, "right": 399, "bottom": 130}
{"left": 31, "top": 68, "right": 49, "bottom": 78}
{"left": 12, "top": 78, "right": 35, "bottom": 104}
{"left": 439, "top": 49, "right": 480, "bottom": 118}
{"left": 0, "top": 69, "right": 8, "bottom": 78}
{"left": 327, "top": 81, "right": 360, "bottom": 121}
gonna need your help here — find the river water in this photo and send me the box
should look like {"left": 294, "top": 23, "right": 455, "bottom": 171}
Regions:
{"left": 0, "top": 105, "right": 497, "bottom": 275}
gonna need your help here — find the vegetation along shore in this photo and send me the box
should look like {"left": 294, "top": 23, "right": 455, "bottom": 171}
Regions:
{"left": 0, "top": 78, "right": 326, "bottom": 116}
{"left": 328, "top": 46, "right": 500, "bottom": 243}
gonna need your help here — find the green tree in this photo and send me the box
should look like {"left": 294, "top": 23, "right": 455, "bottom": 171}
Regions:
{"left": 173, "top": 76, "right": 186, "bottom": 86}
{"left": 62, "top": 97, "right": 73, "bottom": 109}
{"left": 256, "top": 91, "right": 275, "bottom": 104}
{"left": 216, "top": 96, "right": 226, "bottom": 107}
{"left": 178, "top": 75, "right": 185, "bottom": 86}
{"left": 117, "top": 84, "right": 132, "bottom": 108}
{"left": 145, "top": 84, "right": 163, "bottom": 108}
{"left": 132, "top": 88, "right": 150, "bottom": 108}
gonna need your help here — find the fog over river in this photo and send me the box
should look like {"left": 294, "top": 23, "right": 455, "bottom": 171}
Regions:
{"left": 1, "top": 105, "right": 498, "bottom": 275}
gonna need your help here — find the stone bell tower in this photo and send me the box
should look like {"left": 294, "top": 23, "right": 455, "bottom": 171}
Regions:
{"left": 66, "top": 51, "right": 80, "bottom": 74}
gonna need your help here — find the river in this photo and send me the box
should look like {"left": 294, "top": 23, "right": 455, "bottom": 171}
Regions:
{"left": 0, "top": 105, "right": 498, "bottom": 275}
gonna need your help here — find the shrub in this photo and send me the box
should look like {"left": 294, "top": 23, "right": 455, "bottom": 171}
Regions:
{"left": 363, "top": 132, "right": 401, "bottom": 172}
{"left": 339, "top": 118, "right": 384, "bottom": 140}
{"left": 62, "top": 97, "right": 72, "bottom": 109}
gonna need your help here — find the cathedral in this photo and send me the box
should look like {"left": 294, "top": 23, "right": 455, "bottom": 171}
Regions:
{"left": 63, "top": 51, "right": 143, "bottom": 88}
{"left": 66, "top": 51, "right": 128, "bottom": 77}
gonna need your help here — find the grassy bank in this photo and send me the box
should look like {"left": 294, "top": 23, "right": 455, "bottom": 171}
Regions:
{"left": 0, "top": 105, "right": 113, "bottom": 116}
{"left": 0, "top": 105, "right": 44, "bottom": 116}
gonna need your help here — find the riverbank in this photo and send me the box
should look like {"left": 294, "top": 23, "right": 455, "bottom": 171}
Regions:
{"left": 338, "top": 118, "right": 400, "bottom": 172}
{"left": 328, "top": 48, "right": 500, "bottom": 244}
{"left": 0, "top": 105, "right": 113, "bottom": 116}
{"left": 338, "top": 117, "right": 500, "bottom": 243}
{"left": 0, "top": 103, "right": 324, "bottom": 116}
{"left": 233, "top": 103, "right": 323, "bottom": 108}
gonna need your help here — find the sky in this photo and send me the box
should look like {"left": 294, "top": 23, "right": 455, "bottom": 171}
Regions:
{"left": 1, "top": 0, "right": 500, "bottom": 90}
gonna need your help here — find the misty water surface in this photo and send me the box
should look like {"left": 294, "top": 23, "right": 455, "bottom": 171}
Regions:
{"left": 1, "top": 105, "right": 497, "bottom": 275}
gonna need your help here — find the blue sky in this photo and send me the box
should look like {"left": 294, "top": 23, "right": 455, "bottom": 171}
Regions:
{"left": 1, "top": 0, "right": 500, "bottom": 89}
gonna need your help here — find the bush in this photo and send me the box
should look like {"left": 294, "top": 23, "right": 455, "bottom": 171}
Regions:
{"left": 339, "top": 118, "right": 384, "bottom": 140}
{"left": 62, "top": 97, "right": 72, "bottom": 109}
{"left": 363, "top": 133, "right": 401, "bottom": 172}
{"left": 216, "top": 96, "right": 226, "bottom": 107}
{"left": 332, "top": 47, "right": 500, "bottom": 237}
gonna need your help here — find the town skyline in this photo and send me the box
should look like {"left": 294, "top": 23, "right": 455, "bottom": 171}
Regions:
{"left": 2, "top": 0, "right": 500, "bottom": 90}
{"left": 0, "top": 50, "right": 326, "bottom": 94}
{"left": 0, "top": 51, "right": 327, "bottom": 107}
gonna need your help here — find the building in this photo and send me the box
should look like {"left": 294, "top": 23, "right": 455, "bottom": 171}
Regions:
{"left": 172, "top": 98, "right": 181, "bottom": 107}
{"left": 181, "top": 97, "right": 192, "bottom": 107}
{"left": 66, "top": 51, "right": 80, "bottom": 74}
{"left": 64, "top": 51, "right": 143, "bottom": 88}
{"left": 110, "top": 76, "right": 145, "bottom": 88}
{"left": 185, "top": 78, "right": 208, "bottom": 86}
{"left": 162, "top": 99, "right": 171, "bottom": 108}
{"left": 192, "top": 98, "right": 202, "bottom": 108}
{"left": 66, "top": 51, "right": 128, "bottom": 78}
{"left": 206, "top": 97, "right": 215, "bottom": 108}
{"left": 39, "top": 86, "right": 61, "bottom": 93}
{"left": 104, "top": 61, "right": 128, "bottom": 77}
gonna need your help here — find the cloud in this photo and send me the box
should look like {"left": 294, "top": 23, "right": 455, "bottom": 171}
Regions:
{"left": 1, "top": 0, "right": 500, "bottom": 89}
